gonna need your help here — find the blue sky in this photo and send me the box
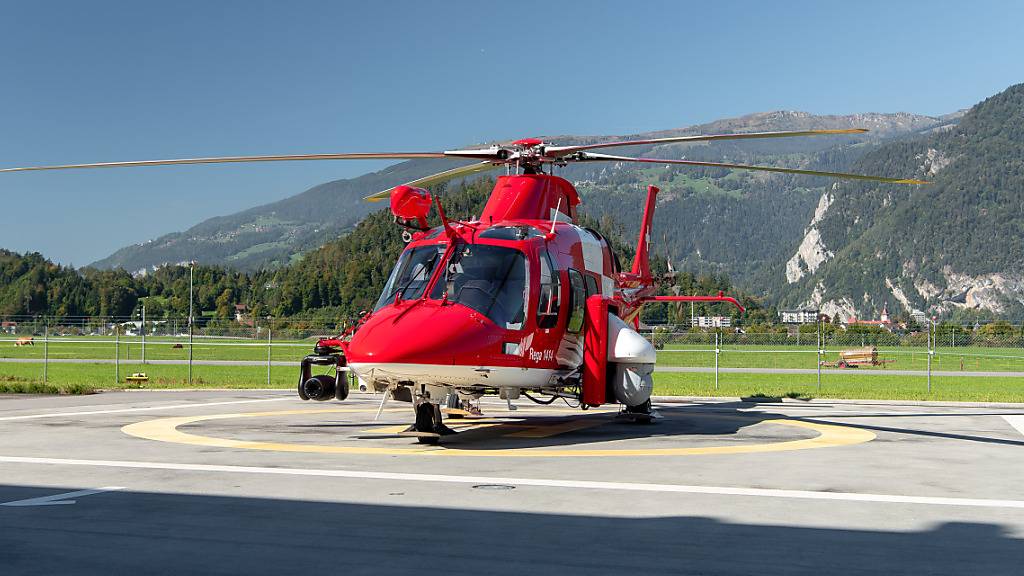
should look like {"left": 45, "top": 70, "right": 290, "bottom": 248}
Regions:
{"left": 2, "top": 0, "right": 1022, "bottom": 266}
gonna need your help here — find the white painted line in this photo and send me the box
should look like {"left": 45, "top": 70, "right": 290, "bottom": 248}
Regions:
{"left": 1002, "top": 415, "right": 1024, "bottom": 438}
{"left": 2, "top": 455, "right": 1023, "bottom": 510}
{"left": 0, "top": 397, "right": 292, "bottom": 422}
{"left": 1, "top": 486, "right": 124, "bottom": 507}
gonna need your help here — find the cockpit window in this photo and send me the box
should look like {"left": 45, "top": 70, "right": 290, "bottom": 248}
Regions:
{"left": 567, "top": 269, "right": 586, "bottom": 333}
{"left": 374, "top": 245, "right": 444, "bottom": 310}
{"left": 430, "top": 244, "right": 527, "bottom": 329}
{"left": 536, "top": 249, "right": 560, "bottom": 329}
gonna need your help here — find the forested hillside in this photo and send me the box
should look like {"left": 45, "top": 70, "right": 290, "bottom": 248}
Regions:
{"left": 263, "top": 178, "right": 493, "bottom": 318}
{"left": 0, "top": 249, "right": 257, "bottom": 319}
{"left": 781, "top": 83, "right": 1024, "bottom": 322}
{"left": 551, "top": 111, "right": 952, "bottom": 295}
{"left": 1, "top": 177, "right": 767, "bottom": 325}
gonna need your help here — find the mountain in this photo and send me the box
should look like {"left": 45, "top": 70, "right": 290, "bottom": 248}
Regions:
{"left": 89, "top": 158, "right": 472, "bottom": 273}
{"left": 779, "top": 83, "right": 1024, "bottom": 322}
{"left": 562, "top": 111, "right": 951, "bottom": 294}
{"left": 18, "top": 84, "right": 1024, "bottom": 324}
{"left": 89, "top": 111, "right": 946, "bottom": 274}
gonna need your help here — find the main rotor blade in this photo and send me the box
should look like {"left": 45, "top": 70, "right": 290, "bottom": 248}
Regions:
{"left": 364, "top": 161, "right": 501, "bottom": 202}
{"left": 0, "top": 152, "right": 446, "bottom": 173}
{"left": 575, "top": 152, "right": 929, "bottom": 185}
{"left": 546, "top": 128, "right": 869, "bottom": 157}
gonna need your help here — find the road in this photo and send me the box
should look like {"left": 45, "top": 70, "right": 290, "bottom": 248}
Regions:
{"left": 1, "top": 390, "right": 1023, "bottom": 574}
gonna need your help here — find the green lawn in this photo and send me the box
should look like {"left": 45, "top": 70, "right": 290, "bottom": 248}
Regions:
{"left": 0, "top": 336, "right": 311, "bottom": 363}
{"left": 6, "top": 337, "right": 1022, "bottom": 372}
{"left": 1, "top": 357, "right": 1022, "bottom": 403}
{"left": 658, "top": 344, "right": 1024, "bottom": 372}
{"left": 2, "top": 335, "right": 1023, "bottom": 402}
{"left": 652, "top": 372, "right": 1024, "bottom": 403}
{"left": 0, "top": 360, "right": 313, "bottom": 394}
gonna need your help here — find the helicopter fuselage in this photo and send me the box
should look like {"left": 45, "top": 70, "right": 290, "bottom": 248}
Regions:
{"left": 345, "top": 174, "right": 623, "bottom": 399}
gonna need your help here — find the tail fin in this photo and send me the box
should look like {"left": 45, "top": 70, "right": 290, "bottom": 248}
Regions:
{"left": 631, "top": 185, "right": 659, "bottom": 278}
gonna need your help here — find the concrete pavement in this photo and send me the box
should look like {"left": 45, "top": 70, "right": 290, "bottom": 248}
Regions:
{"left": 1, "top": 390, "right": 1023, "bottom": 574}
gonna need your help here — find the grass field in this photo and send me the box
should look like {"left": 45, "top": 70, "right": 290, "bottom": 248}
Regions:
{"left": 658, "top": 344, "right": 1024, "bottom": 372}
{"left": 0, "top": 360, "right": 312, "bottom": 394}
{"left": 650, "top": 372, "right": 1024, "bottom": 403}
{"left": 1, "top": 355, "right": 1022, "bottom": 402}
{"left": 0, "top": 336, "right": 309, "bottom": 363}
{"left": 4, "top": 337, "right": 1024, "bottom": 371}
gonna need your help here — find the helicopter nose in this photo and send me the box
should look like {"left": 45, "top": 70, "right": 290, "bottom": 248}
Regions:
{"left": 345, "top": 303, "right": 503, "bottom": 366}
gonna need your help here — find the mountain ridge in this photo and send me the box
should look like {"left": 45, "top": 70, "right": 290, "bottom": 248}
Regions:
{"left": 88, "top": 110, "right": 946, "bottom": 274}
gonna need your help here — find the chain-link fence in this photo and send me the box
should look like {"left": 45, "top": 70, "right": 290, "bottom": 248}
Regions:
{"left": 641, "top": 323, "right": 1024, "bottom": 399}
{"left": 0, "top": 315, "right": 349, "bottom": 389}
{"left": 2, "top": 315, "right": 1023, "bottom": 398}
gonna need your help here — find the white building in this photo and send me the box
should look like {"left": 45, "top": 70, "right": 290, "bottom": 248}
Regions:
{"left": 780, "top": 309, "right": 820, "bottom": 324}
{"left": 692, "top": 316, "right": 731, "bottom": 328}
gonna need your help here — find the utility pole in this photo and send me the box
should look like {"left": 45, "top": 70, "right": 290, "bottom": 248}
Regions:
{"left": 43, "top": 320, "right": 48, "bottom": 384}
{"left": 188, "top": 261, "right": 195, "bottom": 331}
{"left": 188, "top": 261, "right": 195, "bottom": 386}
{"left": 188, "top": 321, "right": 193, "bottom": 386}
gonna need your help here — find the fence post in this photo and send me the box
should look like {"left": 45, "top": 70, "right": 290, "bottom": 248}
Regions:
{"left": 714, "top": 331, "right": 720, "bottom": 391}
{"left": 115, "top": 323, "right": 120, "bottom": 385}
{"left": 266, "top": 317, "right": 272, "bottom": 387}
{"left": 141, "top": 303, "right": 146, "bottom": 365}
{"left": 43, "top": 319, "right": 48, "bottom": 385}
{"left": 927, "top": 321, "right": 933, "bottom": 394}
{"left": 188, "top": 321, "right": 193, "bottom": 386}
{"left": 816, "top": 320, "right": 822, "bottom": 392}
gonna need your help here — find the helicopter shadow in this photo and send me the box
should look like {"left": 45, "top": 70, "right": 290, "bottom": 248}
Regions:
{"left": 420, "top": 401, "right": 793, "bottom": 451}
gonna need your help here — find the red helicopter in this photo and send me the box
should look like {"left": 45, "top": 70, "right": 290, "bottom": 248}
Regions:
{"left": 3, "top": 129, "right": 926, "bottom": 442}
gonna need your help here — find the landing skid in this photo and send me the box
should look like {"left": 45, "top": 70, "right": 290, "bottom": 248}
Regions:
{"left": 402, "top": 402, "right": 457, "bottom": 444}
{"left": 616, "top": 400, "right": 661, "bottom": 424}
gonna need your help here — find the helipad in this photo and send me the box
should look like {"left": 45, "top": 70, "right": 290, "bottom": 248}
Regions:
{"left": 120, "top": 405, "right": 876, "bottom": 457}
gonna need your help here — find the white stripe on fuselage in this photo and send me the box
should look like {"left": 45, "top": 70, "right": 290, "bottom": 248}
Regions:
{"left": 348, "top": 362, "right": 564, "bottom": 389}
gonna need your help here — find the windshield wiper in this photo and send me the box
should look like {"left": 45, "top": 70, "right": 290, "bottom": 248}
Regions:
{"left": 387, "top": 251, "right": 440, "bottom": 303}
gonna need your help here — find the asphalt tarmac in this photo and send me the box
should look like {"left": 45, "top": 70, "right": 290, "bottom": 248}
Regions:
{"left": 1, "top": 390, "right": 1023, "bottom": 575}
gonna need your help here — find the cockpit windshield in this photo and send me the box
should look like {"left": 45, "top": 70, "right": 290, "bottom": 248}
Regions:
{"left": 374, "top": 245, "right": 444, "bottom": 310}
{"left": 430, "top": 244, "right": 528, "bottom": 329}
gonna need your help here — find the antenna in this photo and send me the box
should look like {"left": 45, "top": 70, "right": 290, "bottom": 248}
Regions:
{"left": 550, "top": 197, "right": 562, "bottom": 234}
{"left": 434, "top": 195, "right": 456, "bottom": 237}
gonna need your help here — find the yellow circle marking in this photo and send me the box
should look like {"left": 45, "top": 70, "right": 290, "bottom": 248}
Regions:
{"left": 122, "top": 407, "right": 874, "bottom": 457}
